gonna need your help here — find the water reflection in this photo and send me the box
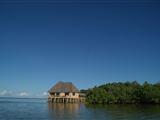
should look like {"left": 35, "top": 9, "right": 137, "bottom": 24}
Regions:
{"left": 48, "top": 103, "right": 80, "bottom": 120}
{"left": 48, "top": 103, "right": 160, "bottom": 120}
{"left": 47, "top": 102, "right": 160, "bottom": 120}
{"left": 48, "top": 103, "right": 110, "bottom": 120}
{"left": 86, "top": 104, "right": 160, "bottom": 120}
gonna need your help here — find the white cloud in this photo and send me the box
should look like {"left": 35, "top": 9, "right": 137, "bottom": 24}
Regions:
{"left": 18, "top": 92, "right": 30, "bottom": 97}
{"left": 34, "top": 92, "right": 48, "bottom": 98}
{"left": 0, "top": 90, "right": 12, "bottom": 96}
{"left": 42, "top": 92, "right": 48, "bottom": 96}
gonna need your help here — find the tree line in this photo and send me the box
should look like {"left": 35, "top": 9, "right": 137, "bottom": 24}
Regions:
{"left": 81, "top": 81, "right": 160, "bottom": 104}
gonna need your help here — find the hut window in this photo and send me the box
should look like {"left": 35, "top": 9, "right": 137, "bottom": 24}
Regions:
{"left": 73, "top": 92, "right": 75, "bottom": 96}
{"left": 65, "top": 92, "right": 69, "bottom": 96}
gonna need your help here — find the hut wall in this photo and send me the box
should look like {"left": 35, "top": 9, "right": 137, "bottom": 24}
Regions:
{"left": 69, "top": 93, "right": 72, "bottom": 97}
{"left": 59, "top": 92, "right": 65, "bottom": 97}
{"left": 69, "top": 93, "right": 79, "bottom": 98}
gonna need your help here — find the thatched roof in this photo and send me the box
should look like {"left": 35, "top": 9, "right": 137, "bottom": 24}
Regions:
{"left": 48, "top": 81, "right": 79, "bottom": 93}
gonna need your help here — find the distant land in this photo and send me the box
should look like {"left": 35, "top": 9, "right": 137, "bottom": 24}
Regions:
{"left": 81, "top": 81, "right": 160, "bottom": 104}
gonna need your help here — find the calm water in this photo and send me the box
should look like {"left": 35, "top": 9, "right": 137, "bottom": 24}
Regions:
{"left": 0, "top": 98, "right": 160, "bottom": 120}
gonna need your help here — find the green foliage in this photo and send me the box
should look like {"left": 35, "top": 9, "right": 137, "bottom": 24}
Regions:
{"left": 86, "top": 81, "right": 160, "bottom": 104}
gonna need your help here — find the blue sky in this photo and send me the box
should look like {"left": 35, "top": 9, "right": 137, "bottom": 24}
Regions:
{"left": 0, "top": 0, "right": 160, "bottom": 97}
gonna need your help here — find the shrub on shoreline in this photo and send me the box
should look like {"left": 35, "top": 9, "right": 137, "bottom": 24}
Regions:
{"left": 84, "top": 81, "right": 160, "bottom": 104}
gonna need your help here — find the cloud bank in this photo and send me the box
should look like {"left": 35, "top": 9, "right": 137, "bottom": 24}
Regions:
{"left": 0, "top": 90, "right": 48, "bottom": 98}
{"left": 0, "top": 90, "right": 13, "bottom": 97}
{"left": 18, "top": 92, "right": 30, "bottom": 97}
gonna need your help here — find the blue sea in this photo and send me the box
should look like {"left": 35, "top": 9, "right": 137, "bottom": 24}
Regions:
{"left": 0, "top": 98, "right": 160, "bottom": 120}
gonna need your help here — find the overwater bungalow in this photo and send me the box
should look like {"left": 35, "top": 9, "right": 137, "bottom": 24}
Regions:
{"left": 48, "top": 81, "right": 81, "bottom": 103}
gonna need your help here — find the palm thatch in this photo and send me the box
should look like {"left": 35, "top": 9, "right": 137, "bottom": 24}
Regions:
{"left": 48, "top": 81, "right": 79, "bottom": 93}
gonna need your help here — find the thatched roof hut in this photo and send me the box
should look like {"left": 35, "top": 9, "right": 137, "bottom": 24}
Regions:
{"left": 48, "top": 81, "right": 79, "bottom": 93}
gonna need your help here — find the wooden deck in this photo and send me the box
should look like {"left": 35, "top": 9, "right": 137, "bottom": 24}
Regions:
{"left": 48, "top": 96, "right": 80, "bottom": 103}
